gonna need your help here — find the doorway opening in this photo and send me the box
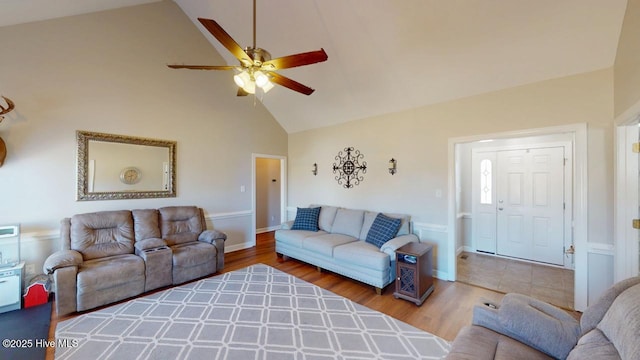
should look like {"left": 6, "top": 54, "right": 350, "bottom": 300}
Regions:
{"left": 252, "top": 154, "right": 287, "bottom": 247}
{"left": 447, "top": 123, "right": 589, "bottom": 310}
{"left": 462, "top": 136, "right": 574, "bottom": 308}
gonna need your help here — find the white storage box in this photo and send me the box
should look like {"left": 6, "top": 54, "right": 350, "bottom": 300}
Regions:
{"left": 0, "top": 224, "right": 20, "bottom": 268}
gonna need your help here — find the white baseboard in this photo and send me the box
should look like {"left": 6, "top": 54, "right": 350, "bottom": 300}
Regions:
{"left": 457, "top": 246, "right": 475, "bottom": 255}
{"left": 432, "top": 270, "right": 448, "bottom": 281}
{"left": 256, "top": 225, "right": 280, "bottom": 234}
{"left": 224, "top": 242, "right": 255, "bottom": 253}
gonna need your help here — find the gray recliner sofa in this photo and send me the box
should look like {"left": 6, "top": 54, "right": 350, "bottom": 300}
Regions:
{"left": 43, "top": 206, "right": 226, "bottom": 316}
{"left": 446, "top": 276, "right": 640, "bottom": 359}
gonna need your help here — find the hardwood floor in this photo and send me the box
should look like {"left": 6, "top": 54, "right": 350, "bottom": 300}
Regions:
{"left": 46, "top": 231, "right": 571, "bottom": 359}
{"left": 223, "top": 232, "right": 506, "bottom": 340}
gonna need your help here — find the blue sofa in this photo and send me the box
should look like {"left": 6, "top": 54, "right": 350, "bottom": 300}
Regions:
{"left": 275, "top": 205, "right": 419, "bottom": 293}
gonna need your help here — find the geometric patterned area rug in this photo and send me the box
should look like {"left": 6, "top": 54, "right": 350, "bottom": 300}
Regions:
{"left": 55, "top": 264, "right": 450, "bottom": 359}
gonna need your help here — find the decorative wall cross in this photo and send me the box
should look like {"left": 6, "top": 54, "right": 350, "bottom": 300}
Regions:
{"left": 332, "top": 147, "right": 367, "bottom": 188}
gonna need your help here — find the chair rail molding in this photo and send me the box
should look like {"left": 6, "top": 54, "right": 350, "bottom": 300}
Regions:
{"left": 204, "top": 210, "right": 253, "bottom": 253}
{"left": 205, "top": 210, "right": 253, "bottom": 221}
{"left": 587, "top": 242, "right": 615, "bottom": 256}
{"left": 18, "top": 230, "right": 58, "bottom": 285}
{"left": 413, "top": 222, "right": 448, "bottom": 280}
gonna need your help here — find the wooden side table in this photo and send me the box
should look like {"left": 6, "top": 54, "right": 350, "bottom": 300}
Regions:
{"left": 393, "top": 242, "right": 434, "bottom": 306}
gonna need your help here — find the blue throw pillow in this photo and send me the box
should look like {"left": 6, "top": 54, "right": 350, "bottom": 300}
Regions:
{"left": 291, "top": 207, "right": 321, "bottom": 231}
{"left": 365, "top": 213, "right": 402, "bottom": 248}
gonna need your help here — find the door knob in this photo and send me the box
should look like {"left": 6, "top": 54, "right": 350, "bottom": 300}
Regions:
{"left": 498, "top": 207, "right": 504, "bottom": 211}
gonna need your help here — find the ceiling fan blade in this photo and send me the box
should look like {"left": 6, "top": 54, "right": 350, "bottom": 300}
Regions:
{"left": 197, "top": 18, "right": 253, "bottom": 66}
{"left": 270, "top": 72, "right": 315, "bottom": 95}
{"left": 167, "top": 65, "right": 236, "bottom": 70}
{"left": 262, "top": 48, "right": 328, "bottom": 70}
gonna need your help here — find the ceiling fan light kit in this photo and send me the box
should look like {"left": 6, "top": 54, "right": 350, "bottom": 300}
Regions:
{"left": 168, "top": 0, "right": 327, "bottom": 97}
{"left": 233, "top": 69, "right": 273, "bottom": 95}
{"left": 254, "top": 71, "right": 269, "bottom": 88}
{"left": 259, "top": 80, "right": 274, "bottom": 93}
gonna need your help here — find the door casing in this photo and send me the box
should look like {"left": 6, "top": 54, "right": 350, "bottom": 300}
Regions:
{"left": 615, "top": 117, "right": 640, "bottom": 280}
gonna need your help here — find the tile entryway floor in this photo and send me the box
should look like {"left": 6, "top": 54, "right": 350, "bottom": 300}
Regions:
{"left": 457, "top": 251, "right": 574, "bottom": 310}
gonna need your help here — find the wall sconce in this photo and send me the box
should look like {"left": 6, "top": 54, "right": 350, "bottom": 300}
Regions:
{"left": 312, "top": 163, "right": 318, "bottom": 176}
{"left": 388, "top": 158, "right": 397, "bottom": 175}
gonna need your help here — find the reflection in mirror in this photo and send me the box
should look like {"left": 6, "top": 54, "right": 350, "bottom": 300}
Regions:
{"left": 77, "top": 131, "right": 176, "bottom": 201}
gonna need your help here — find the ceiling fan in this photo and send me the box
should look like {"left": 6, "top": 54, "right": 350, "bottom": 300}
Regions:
{"left": 168, "top": 0, "right": 328, "bottom": 96}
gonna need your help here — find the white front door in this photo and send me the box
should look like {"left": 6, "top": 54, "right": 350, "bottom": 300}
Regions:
{"left": 496, "top": 147, "right": 565, "bottom": 265}
{"left": 471, "top": 151, "right": 497, "bottom": 253}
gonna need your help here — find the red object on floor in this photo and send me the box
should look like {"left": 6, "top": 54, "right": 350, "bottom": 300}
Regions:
{"left": 23, "top": 282, "right": 49, "bottom": 308}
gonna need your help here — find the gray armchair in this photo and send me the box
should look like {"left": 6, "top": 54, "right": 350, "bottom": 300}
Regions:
{"left": 447, "top": 276, "right": 640, "bottom": 359}
{"left": 43, "top": 210, "right": 146, "bottom": 316}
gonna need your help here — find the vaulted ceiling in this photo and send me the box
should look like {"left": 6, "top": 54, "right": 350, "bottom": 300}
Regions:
{"left": 0, "top": 0, "right": 628, "bottom": 133}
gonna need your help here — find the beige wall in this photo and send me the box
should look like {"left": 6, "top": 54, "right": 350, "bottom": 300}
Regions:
{"left": 614, "top": 0, "right": 640, "bottom": 118}
{"left": 0, "top": 1, "right": 287, "bottom": 271}
{"left": 290, "top": 68, "right": 613, "bottom": 224}
{"left": 289, "top": 68, "right": 614, "bottom": 277}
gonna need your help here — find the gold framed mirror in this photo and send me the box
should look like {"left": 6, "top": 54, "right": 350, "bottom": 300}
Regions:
{"left": 76, "top": 130, "right": 176, "bottom": 201}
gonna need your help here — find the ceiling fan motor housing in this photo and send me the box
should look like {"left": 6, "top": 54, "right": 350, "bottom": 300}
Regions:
{"left": 245, "top": 47, "right": 271, "bottom": 67}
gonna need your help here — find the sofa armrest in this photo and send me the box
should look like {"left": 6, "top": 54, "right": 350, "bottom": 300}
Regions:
{"left": 471, "top": 299, "right": 502, "bottom": 331}
{"left": 134, "top": 238, "right": 167, "bottom": 254}
{"left": 43, "top": 250, "right": 83, "bottom": 275}
{"left": 380, "top": 234, "right": 419, "bottom": 257}
{"left": 198, "top": 229, "right": 227, "bottom": 244}
{"left": 52, "top": 266, "right": 78, "bottom": 316}
{"left": 280, "top": 220, "right": 295, "bottom": 230}
{"left": 213, "top": 238, "right": 225, "bottom": 269}
{"left": 44, "top": 250, "right": 81, "bottom": 316}
{"left": 474, "top": 293, "right": 580, "bottom": 359}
